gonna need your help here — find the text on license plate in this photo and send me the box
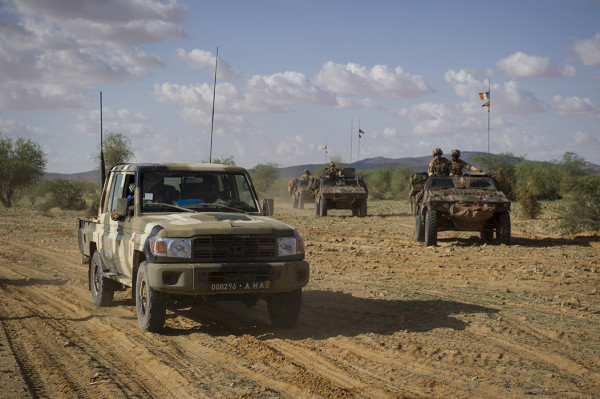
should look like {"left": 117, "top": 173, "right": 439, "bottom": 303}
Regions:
{"left": 210, "top": 281, "right": 271, "bottom": 291}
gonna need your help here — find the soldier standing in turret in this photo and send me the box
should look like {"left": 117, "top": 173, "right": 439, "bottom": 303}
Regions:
{"left": 428, "top": 148, "right": 451, "bottom": 176}
{"left": 449, "top": 149, "right": 482, "bottom": 176}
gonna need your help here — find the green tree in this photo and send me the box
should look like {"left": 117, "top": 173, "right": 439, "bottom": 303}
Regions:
{"left": 560, "top": 174, "right": 600, "bottom": 234}
{"left": 206, "top": 155, "right": 236, "bottom": 165}
{"left": 96, "top": 132, "right": 134, "bottom": 172}
{"left": 366, "top": 166, "right": 392, "bottom": 199}
{"left": 0, "top": 134, "right": 47, "bottom": 208}
{"left": 248, "top": 163, "right": 279, "bottom": 197}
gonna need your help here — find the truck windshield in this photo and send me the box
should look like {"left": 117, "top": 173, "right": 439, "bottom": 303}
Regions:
{"left": 140, "top": 170, "right": 259, "bottom": 213}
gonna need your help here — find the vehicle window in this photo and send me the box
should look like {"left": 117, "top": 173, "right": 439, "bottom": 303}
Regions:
{"left": 140, "top": 170, "right": 258, "bottom": 212}
{"left": 431, "top": 178, "right": 454, "bottom": 189}
{"left": 108, "top": 174, "right": 125, "bottom": 213}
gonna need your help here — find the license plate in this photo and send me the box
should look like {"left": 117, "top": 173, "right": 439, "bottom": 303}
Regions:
{"left": 210, "top": 281, "right": 271, "bottom": 291}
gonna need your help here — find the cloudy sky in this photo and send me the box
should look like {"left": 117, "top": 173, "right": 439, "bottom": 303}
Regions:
{"left": 0, "top": 0, "right": 599, "bottom": 173}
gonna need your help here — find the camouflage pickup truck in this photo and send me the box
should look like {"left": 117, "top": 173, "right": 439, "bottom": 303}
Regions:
{"left": 313, "top": 167, "right": 368, "bottom": 217}
{"left": 78, "top": 163, "right": 309, "bottom": 332}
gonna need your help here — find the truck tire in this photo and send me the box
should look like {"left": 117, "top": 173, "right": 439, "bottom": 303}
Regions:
{"left": 298, "top": 195, "right": 304, "bottom": 209}
{"left": 136, "top": 262, "right": 166, "bottom": 332}
{"left": 415, "top": 211, "right": 425, "bottom": 242}
{"left": 319, "top": 197, "right": 327, "bottom": 217}
{"left": 90, "top": 252, "right": 115, "bottom": 307}
{"left": 359, "top": 199, "right": 367, "bottom": 217}
{"left": 425, "top": 209, "right": 438, "bottom": 246}
{"left": 496, "top": 212, "right": 511, "bottom": 245}
{"left": 352, "top": 204, "right": 359, "bottom": 217}
{"left": 267, "top": 289, "right": 302, "bottom": 328}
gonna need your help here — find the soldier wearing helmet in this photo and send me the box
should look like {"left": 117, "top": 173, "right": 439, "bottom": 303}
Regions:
{"left": 299, "top": 169, "right": 312, "bottom": 181}
{"left": 324, "top": 162, "right": 339, "bottom": 180}
{"left": 449, "top": 149, "right": 482, "bottom": 176}
{"left": 428, "top": 148, "right": 451, "bottom": 176}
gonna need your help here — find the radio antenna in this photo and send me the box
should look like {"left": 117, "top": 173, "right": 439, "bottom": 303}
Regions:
{"left": 100, "top": 91, "right": 106, "bottom": 191}
{"left": 209, "top": 46, "right": 218, "bottom": 163}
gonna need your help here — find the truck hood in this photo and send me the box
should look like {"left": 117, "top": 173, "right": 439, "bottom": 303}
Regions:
{"left": 140, "top": 212, "right": 298, "bottom": 237}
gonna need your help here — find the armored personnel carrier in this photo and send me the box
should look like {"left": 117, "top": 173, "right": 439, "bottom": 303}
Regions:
{"left": 413, "top": 172, "right": 511, "bottom": 246}
{"left": 313, "top": 167, "right": 368, "bottom": 217}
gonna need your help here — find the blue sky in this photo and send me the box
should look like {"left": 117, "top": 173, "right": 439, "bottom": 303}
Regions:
{"left": 0, "top": 0, "right": 599, "bottom": 173}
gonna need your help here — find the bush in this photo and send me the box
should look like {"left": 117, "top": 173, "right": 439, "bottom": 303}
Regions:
{"left": 45, "top": 179, "right": 87, "bottom": 210}
{"left": 559, "top": 174, "right": 600, "bottom": 234}
{"left": 516, "top": 184, "right": 541, "bottom": 219}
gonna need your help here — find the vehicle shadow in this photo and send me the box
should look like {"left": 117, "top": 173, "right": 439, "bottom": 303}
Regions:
{"left": 161, "top": 289, "right": 499, "bottom": 340}
{"left": 436, "top": 234, "right": 599, "bottom": 248}
{"left": 0, "top": 278, "right": 70, "bottom": 287}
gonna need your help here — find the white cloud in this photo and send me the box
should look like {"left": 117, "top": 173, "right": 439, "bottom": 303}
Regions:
{"left": 0, "top": 0, "right": 188, "bottom": 109}
{"left": 444, "top": 69, "right": 488, "bottom": 98}
{"left": 314, "top": 62, "right": 433, "bottom": 98}
{"left": 562, "top": 64, "right": 578, "bottom": 78}
{"left": 496, "top": 52, "right": 559, "bottom": 79}
{"left": 176, "top": 48, "right": 238, "bottom": 79}
{"left": 552, "top": 95, "right": 600, "bottom": 118}
{"left": 574, "top": 33, "right": 600, "bottom": 66}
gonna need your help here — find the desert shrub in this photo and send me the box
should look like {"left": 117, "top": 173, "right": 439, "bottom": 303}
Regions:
{"left": 365, "top": 166, "right": 392, "bottom": 199}
{"left": 516, "top": 184, "right": 541, "bottom": 219}
{"left": 515, "top": 161, "right": 562, "bottom": 200}
{"left": 45, "top": 179, "right": 87, "bottom": 210}
{"left": 559, "top": 174, "right": 600, "bottom": 234}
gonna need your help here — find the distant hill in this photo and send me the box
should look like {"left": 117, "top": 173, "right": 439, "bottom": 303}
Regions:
{"left": 45, "top": 152, "right": 599, "bottom": 181}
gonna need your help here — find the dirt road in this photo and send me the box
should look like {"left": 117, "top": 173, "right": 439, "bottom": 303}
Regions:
{"left": 0, "top": 202, "right": 599, "bottom": 398}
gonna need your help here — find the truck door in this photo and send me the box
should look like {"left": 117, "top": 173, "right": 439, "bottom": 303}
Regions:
{"left": 105, "top": 172, "right": 135, "bottom": 278}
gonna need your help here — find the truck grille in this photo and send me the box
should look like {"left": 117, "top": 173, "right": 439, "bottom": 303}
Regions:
{"left": 192, "top": 235, "right": 277, "bottom": 261}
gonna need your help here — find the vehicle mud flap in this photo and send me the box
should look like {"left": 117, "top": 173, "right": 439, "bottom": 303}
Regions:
{"left": 449, "top": 202, "right": 494, "bottom": 230}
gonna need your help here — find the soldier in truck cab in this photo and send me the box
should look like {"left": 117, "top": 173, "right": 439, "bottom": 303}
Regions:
{"left": 428, "top": 148, "right": 451, "bottom": 176}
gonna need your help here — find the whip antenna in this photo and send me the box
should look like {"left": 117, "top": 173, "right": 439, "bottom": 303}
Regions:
{"left": 209, "top": 46, "right": 218, "bottom": 163}
{"left": 100, "top": 91, "right": 106, "bottom": 192}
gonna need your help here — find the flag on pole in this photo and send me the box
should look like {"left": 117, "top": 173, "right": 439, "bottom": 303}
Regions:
{"left": 479, "top": 92, "right": 489, "bottom": 101}
{"left": 321, "top": 145, "right": 328, "bottom": 154}
{"left": 481, "top": 100, "right": 490, "bottom": 107}
{"left": 358, "top": 129, "right": 364, "bottom": 138}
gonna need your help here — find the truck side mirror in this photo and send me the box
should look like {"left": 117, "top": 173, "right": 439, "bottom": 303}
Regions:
{"left": 262, "top": 199, "right": 274, "bottom": 216}
{"left": 115, "top": 198, "right": 129, "bottom": 217}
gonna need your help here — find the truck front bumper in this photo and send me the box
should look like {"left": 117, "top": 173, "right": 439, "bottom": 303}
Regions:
{"left": 145, "top": 261, "right": 310, "bottom": 295}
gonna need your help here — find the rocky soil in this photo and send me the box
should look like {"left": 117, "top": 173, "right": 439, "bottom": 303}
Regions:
{"left": 0, "top": 200, "right": 598, "bottom": 398}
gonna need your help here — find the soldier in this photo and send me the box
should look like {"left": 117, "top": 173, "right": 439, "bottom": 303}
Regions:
{"left": 449, "top": 149, "right": 482, "bottom": 176}
{"left": 324, "top": 162, "right": 338, "bottom": 180}
{"left": 299, "top": 169, "right": 311, "bottom": 181}
{"left": 428, "top": 148, "right": 451, "bottom": 176}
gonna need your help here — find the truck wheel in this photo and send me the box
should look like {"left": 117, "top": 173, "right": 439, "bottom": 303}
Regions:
{"left": 298, "top": 195, "right": 304, "bottom": 209}
{"left": 415, "top": 211, "right": 425, "bottom": 242}
{"left": 352, "top": 204, "right": 359, "bottom": 217}
{"left": 496, "top": 212, "right": 511, "bottom": 245}
{"left": 267, "top": 289, "right": 302, "bottom": 328}
{"left": 136, "top": 262, "right": 166, "bottom": 332}
{"left": 319, "top": 197, "right": 327, "bottom": 217}
{"left": 292, "top": 195, "right": 298, "bottom": 208}
{"left": 90, "top": 252, "right": 115, "bottom": 307}
{"left": 424, "top": 209, "right": 438, "bottom": 246}
{"left": 359, "top": 199, "right": 367, "bottom": 217}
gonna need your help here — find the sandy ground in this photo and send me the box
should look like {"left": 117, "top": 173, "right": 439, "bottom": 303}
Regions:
{"left": 0, "top": 200, "right": 599, "bottom": 398}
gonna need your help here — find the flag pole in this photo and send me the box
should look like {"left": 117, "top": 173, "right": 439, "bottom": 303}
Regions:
{"left": 349, "top": 118, "right": 353, "bottom": 164}
{"left": 487, "top": 77, "right": 491, "bottom": 169}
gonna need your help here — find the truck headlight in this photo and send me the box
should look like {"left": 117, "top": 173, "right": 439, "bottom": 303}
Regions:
{"left": 277, "top": 236, "right": 304, "bottom": 256}
{"left": 149, "top": 237, "right": 192, "bottom": 258}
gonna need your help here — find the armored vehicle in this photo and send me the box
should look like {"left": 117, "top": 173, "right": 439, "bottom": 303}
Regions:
{"left": 288, "top": 177, "right": 314, "bottom": 209}
{"left": 413, "top": 172, "right": 511, "bottom": 246}
{"left": 313, "top": 167, "right": 368, "bottom": 217}
{"left": 78, "top": 163, "right": 309, "bottom": 332}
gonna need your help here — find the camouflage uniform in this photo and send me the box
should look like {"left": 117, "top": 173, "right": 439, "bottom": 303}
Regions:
{"left": 449, "top": 150, "right": 481, "bottom": 176}
{"left": 299, "top": 169, "right": 311, "bottom": 181}
{"left": 428, "top": 157, "right": 451, "bottom": 176}
{"left": 324, "top": 163, "right": 338, "bottom": 180}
